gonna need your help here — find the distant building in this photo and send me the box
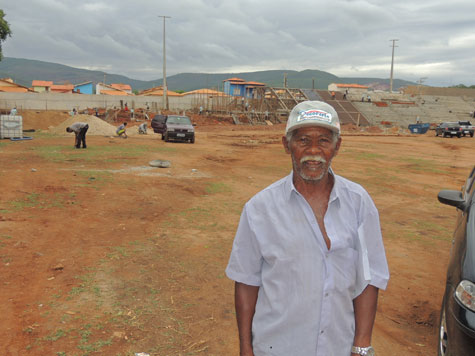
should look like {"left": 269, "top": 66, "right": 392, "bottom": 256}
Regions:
{"left": 51, "top": 84, "right": 75, "bottom": 93}
{"left": 223, "top": 77, "right": 266, "bottom": 98}
{"left": 0, "top": 78, "right": 34, "bottom": 93}
{"left": 74, "top": 81, "right": 93, "bottom": 94}
{"left": 138, "top": 86, "right": 182, "bottom": 97}
{"left": 32, "top": 80, "right": 53, "bottom": 92}
{"left": 96, "top": 83, "right": 130, "bottom": 96}
{"left": 110, "top": 83, "right": 132, "bottom": 94}
{"left": 328, "top": 83, "right": 369, "bottom": 93}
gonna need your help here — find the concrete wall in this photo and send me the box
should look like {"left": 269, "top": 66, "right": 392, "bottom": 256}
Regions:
{"left": 0, "top": 92, "right": 195, "bottom": 112}
{"left": 404, "top": 85, "right": 475, "bottom": 99}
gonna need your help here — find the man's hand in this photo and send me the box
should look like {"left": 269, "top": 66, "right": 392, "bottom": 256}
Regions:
{"left": 235, "top": 282, "right": 259, "bottom": 356}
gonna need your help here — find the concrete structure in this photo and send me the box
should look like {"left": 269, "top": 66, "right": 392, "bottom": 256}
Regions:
{"left": 0, "top": 91, "right": 190, "bottom": 112}
{"left": 2, "top": 88, "right": 474, "bottom": 129}
{"left": 403, "top": 85, "right": 475, "bottom": 99}
{"left": 32, "top": 80, "right": 53, "bottom": 92}
{"left": 74, "top": 82, "right": 93, "bottom": 95}
{"left": 182, "top": 88, "right": 232, "bottom": 112}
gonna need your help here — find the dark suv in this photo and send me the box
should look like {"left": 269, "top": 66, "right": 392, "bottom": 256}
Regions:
{"left": 435, "top": 122, "right": 462, "bottom": 138}
{"left": 437, "top": 166, "right": 475, "bottom": 356}
{"left": 163, "top": 115, "right": 195, "bottom": 143}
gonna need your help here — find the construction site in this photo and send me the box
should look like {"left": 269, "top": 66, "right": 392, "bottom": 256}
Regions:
{"left": 1, "top": 81, "right": 475, "bottom": 355}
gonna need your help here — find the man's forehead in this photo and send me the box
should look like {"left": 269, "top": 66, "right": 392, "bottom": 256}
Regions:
{"left": 292, "top": 126, "right": 334, "bottom": 137}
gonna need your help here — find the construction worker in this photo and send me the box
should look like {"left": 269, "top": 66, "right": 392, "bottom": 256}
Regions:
{"left": 66, "top": 122, "right": 89, "bottom": 149}
{"left": 117, "top": 122, "right": 128, "bottom": 138}
{"left": 138, "top": 122, "right": 147, "bottom": 134}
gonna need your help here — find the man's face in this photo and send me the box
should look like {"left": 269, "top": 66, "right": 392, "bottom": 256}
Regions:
{"left": 282, "top": 126, "right": 341, "bottom": 183}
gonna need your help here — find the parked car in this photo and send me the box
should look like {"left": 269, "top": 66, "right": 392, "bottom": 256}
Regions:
{"left": 151, "top": 114, "right": 167, "bottom": 137}
{"left": 437, "top": 165, "right": 475, "bottom": 356}
{"left": 163, "top": 115, "right": 195, "bottom": 143}
{"left": 458, "top": 121, "right": 474, "bottom": 137}
{"left": 435, "top": 122, "right": 463, "bottom": 138}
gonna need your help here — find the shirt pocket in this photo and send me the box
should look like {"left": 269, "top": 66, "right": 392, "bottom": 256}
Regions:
{"left": 330, "top": 247, "right": 358, "bottom": 292}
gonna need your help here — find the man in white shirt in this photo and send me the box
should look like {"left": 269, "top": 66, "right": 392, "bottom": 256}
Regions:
{"left": 226, "top": 101, "right": 389, "bottom": 356}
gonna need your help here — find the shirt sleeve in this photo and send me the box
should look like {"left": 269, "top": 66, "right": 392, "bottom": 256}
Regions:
{"left": 354, "top": 197, "right": 390, "bottom": 297}
{"left": 225, "top": 204, "right": 263, "bottom": 286}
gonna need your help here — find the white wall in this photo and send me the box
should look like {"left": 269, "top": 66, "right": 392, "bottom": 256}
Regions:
{"left": 0, "top": 92, "right": 193, "bottom": 111}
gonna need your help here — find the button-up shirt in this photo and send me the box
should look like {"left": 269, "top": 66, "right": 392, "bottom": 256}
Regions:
{"left": 226, "top": 172, "right": 389, "bottom": 356}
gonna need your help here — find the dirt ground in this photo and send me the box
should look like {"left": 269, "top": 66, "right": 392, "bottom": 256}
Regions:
{"left": 1, "top": 110, "right": 474, "bottom": 355}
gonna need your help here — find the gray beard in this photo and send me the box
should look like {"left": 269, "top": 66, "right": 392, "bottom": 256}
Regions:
{"left": 292, "top": 155, "right": 331, "bottom": 183}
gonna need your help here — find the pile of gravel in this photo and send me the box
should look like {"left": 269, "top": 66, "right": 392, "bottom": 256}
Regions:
{"left": 49, "top": 114, "right": 118, "bottom": 136}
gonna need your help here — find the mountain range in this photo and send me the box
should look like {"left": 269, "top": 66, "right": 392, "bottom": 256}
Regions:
{"left": 0, "top": 57, "right": 416, "bottom": 92}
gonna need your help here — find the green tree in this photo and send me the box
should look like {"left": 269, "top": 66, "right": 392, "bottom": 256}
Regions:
{"left": 0, "top": 9, "right": 12, "bottom": 60}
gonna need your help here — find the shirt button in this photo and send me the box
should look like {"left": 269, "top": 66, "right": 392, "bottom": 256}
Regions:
{"left": 325, "top": 293, "right": 329, "bottom": 297}
{"left": 320, "top": 330, "right": 324, "bottom": 334}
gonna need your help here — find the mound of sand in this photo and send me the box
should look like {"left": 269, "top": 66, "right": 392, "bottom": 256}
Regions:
{"left": 21, "top": 110, "right": 71, "bottom": 130}
{"left": 49, "top": 114, "right": 117, "bottom": 136}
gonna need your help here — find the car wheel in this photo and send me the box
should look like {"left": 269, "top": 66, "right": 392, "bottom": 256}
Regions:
{"left": 190, "top": 136, "right": 195, "bottom": 144}
{"left": 164, "top": 133, "right": 169, "bottom": 142}
{"left": 161, "top": 134, "right": 165, "bottom": 140}
{"left": 471, "top": 133, "right": 474, "bottom": 137}
{"left": 457, "top": 133, "right": 461, "bottom": 138}
{"left": 438, "top": 296, "right": 449, "bottom": 356}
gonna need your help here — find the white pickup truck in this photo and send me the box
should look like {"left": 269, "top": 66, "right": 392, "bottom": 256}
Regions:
{"left": 458, "top": 121, "right": 474, "bottom": 137}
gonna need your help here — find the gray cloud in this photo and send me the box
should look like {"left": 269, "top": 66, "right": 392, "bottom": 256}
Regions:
{"left": 2, "top": 0, "right": 474, "bottom": 86}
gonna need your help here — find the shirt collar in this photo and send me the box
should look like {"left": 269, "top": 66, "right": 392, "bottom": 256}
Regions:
{"left": 285, "top": 168, "right": 341, "bottom": 207}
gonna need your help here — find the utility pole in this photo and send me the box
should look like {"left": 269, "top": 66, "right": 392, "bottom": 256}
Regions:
{"left": 159, "top": 15, "right": 171, "bottom": 110}
{"left": 389, "top": 39, "right": 399, "bottom": 92}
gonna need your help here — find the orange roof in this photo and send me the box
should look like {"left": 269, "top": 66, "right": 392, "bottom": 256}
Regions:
{"left": 0, "top": 79, "right": 35, "bottom": 92}
{"left": 138, "top": 86, "right": 163, "bottom": 95}
{"left": 183, "top": 88, "right": 228, "bottom": 96}
{"left": 243, "top": 81, "right": 266, "bottom": 86}
{"left": 224, "top": 77, "right": 245, "bottom": 82}
{"left": 0, "top": 86, "right": 30, "bottom": 93}
{"left": 335, "top": 83, "right": 369, "bottom": 89}
{"left": 51, "top": 84, "right": 74, "bottom": 90}
{"left": 140, "top": 89, "right": 182, "bottom": 97}
{"left": 100, "top": 89, "right": 129, "bottom": 96}
{"left": 111, "top": 83, "right": 132, "bottom": 91}
{"left": 32, "top": 80, "right": 53, "bottom": 87}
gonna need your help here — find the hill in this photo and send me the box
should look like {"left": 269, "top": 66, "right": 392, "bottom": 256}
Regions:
{"left": 0, "top": 57, "right": 415, "bottom": 92}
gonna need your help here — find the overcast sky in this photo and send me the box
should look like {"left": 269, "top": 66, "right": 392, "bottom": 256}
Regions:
{"left": 2, "top": 0, "right": 475, "bottom": 86}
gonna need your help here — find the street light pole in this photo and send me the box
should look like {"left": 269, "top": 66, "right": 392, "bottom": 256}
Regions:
{"left": 389, "top": 39, "right": 399, "bottom": 92}
{"left": 159, "top": 15, "right": 171, "bottom": 110}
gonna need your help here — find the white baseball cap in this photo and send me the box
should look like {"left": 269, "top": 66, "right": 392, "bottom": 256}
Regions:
{"left": 286, "top": 101, "right": 340, "bottom": 134}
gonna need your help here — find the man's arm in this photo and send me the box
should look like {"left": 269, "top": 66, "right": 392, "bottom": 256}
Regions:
{"left": 235, "top": 282, "right": 259, "bottom": 356}
{"left": 352, "top": 284, "right": 379, "bottom": 355}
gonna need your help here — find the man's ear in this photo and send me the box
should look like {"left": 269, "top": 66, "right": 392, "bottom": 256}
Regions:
{"left": 333, "top": 137, "right": 342, "bottom": 157}
{"left": 282, "top": 136, "right": 291, "bottom": 154}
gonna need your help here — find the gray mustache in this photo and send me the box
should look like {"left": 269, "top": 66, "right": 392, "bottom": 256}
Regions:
{"left": 300, "top": 155, "right": 326, "bottom": 164}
